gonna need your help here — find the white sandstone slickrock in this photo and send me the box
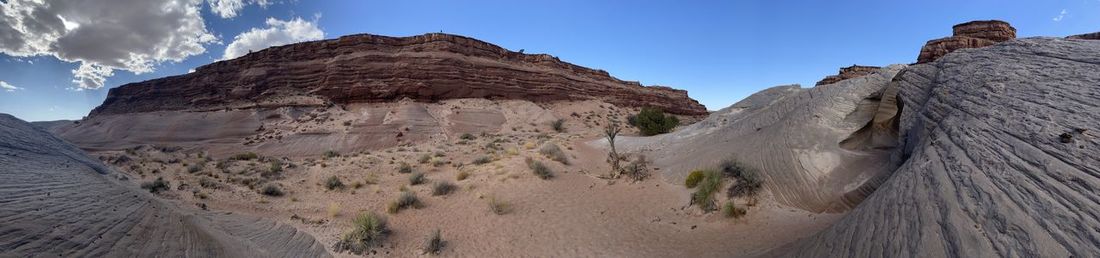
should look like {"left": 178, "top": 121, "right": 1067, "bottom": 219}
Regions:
{"left": 0, "top": 114, "right": 331, "bottom": 257}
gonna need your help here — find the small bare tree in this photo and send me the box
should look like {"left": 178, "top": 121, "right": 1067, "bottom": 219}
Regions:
{"left": 604, "top": 119, "right": 623, "bottom": 178}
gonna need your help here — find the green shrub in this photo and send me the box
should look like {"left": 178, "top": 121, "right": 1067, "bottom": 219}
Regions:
{"left": 684, "top": 170, "right": 705, "bottom": 188}
{"left": 722, "top": 202, "right": 747, "bottom": 218}
{"left": 422, "top": 229, "right": 445, "bottom": 255}
{"left": 324, "top": 150, "right": 340, "bottom": 158}
{"left": 334, "top": 212, "right": 390, "bottom": 254}
{"left": 722, "top": 159, "right": 765, "bottom": 198}
{"left": 409, "top": 172, "right": 426, "bottom": 185}
{"left": 432, "top": 181, "right": 456, "bottom": 196}
{"left": 538, "top": 143, "right": 569, "bottom": 165}
{"left": 691, "top": 170, "right": 722, "bottom": 212}
{"left": 141, "top": 177, "right": 170, "bottom": 193}
{"left": 387, "top": 191, "right": 422, "bottom": 214}
{"left": 629, "top": 107, "right": 679, "bottom": 136}
{"left": 230, "top": 152, "right": 259, "bottom": 161}
{"left": 325, "top": 176, "right": 345, "bottom": 190}
{"left": 398, "top": 162, "right": 413, "bottom": 174}
{"left": 418, "top": 154, "right": 432, "bottom": 164}
{"left": 526, "top": 159, "right": 553, "bottom": 180}
{"left": 261, "top": 184, "right": 284, "bottom": 196}
{"left": 471, "top": 156, "right": 492, "bottom": 165}
{"left": 551, "top": 119, "right": 565, "bottom": 133}
{"left": 269, "top": 161, "right": 283, "bottom": 173}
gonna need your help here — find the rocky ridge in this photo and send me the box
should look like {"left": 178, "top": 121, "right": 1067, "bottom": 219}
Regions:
{"left": 90, "top": 33, "right": 707, "bottom": 117}
{"left": 917, "top": 20, "right": 1016, "bottom": 63}
{"left": 814, "top": 65, "right": 882, "bottom": 86}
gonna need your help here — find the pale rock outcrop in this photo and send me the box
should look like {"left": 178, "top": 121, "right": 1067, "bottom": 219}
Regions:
{"left": 782, "top": 37, "right": 1100, "bottom": 257}
{"left": 0, "top": 114, "right": 331, "bottom": 257}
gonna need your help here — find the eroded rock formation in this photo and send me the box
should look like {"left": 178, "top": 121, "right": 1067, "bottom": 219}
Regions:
{"left": 1068, "top": 32, "right": 1100, "bottom": 40}
{"left": 784, "top": 37, "right": 1100, "bottom": 257}
{"left": 0, "top": 114, "right": 331, "bottom": 257}
{"left": 90, "top": 33, "right": 706, "bottom": 116}
{"left": 917, "top": 20, "right": 1016, "bottom": 63}
{"left": 815, "top": 65, "right": 881, "bottom": 86}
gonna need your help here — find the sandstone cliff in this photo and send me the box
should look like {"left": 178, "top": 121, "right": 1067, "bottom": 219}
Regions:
{"left": 814, "top": 65, "right": 881, "bottom": 86}
{"left": 90, "top": 33, "right": 707, "bottom": 116}
{"left": 917, "top": 20, "right": 1016, "bottom": 63}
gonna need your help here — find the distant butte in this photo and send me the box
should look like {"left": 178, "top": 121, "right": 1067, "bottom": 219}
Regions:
{"left": 91, "top": 33, "right": 707, "bottom": 117}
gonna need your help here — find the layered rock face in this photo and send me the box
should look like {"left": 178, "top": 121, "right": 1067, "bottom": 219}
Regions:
{"left": 90, "top": 33, "right": 707, "bottom": 116}
{"left": 0, "top": 114, "right": 330, "bottom": 257}
{"left": 619, "top": 65, "right": 906, "bottom": 212}
{"left": 917, "top": 20, "right": 1016, "bottom": 63}
{"left": 1067, "top": 32, "right": 1100, "bottom": 40}
{"left": 814, "top": 65, "right": 881, "bottom": 86}
{"left": 784, "top": 38, "right": 1100, "bottom": 256}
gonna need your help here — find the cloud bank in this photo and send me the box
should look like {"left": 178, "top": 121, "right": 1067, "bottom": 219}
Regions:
{"left": 0, "top": 0, "right": 217, "bottom": 90}
{"left": 208, "top": 0, "right": 271, "bottom": 19}
{"left": 0, "top": 81, "right": 22, "bottom": 92}
{"left": 222, "top": 17, "right": 324, "bottom": 60}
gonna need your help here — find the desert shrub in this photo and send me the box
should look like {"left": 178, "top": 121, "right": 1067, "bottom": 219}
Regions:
{"left": 721, "top": 159, "right": 765, "bottom": 198}
{"left": 325, "top": 176, "right": 345, "bottom": 190}
{"left": 199, "top": 177, "right": 220, "bottom": 189}
{"left": 431, "top": 159, "right": 445, "bottom": 167}
{"left": 551, "top": 119, "right": 565, "bottom": 133}
{"left": 387, "top": 191, "right": 422, "bottom": 214}
{"left": 459, "top": 133, "right": 476, "bottom": 140}
{"left": 432, "top": 181, "right": 456, "bottom": 196}
{"left": 230, "top": 152, "right": 259, "bottom": 161}
{"left": 471, "top": 156, "right": 492, "bottom": 165}
{"left": 526, "top": 159, "right": 553, "bottom": 180}
{"left": 684, "top": 170, "right": 705, "bottom": 188}
{"left": 409, "top": 172, "right": 426, "bottom": 185}
{"left": 629, "top": 107, "right": 679, "bottom": 136}
{"left": 722, "top": 202, "right": 747, "bottom": 218}
{"left": 690, "top": 170, "right": 722, "bottom": 212}
{"left": 422, "top": 229, "right": 445, "bottom": 255}
{"left": 623, "top": 155, "right": 651, "bottom": 181}
{"left": 269, "top": 161, "right": 283, "bottom": 174}
{"left": 324, "top": 150, "right": 340, "bottom": 158}
{"left": 334, "top": 212, "right": 390, "bottom": 254}
{"left": 488, "top": 197, "right": 511, "bottom": 215}
{"left": 538, "top": 143, "right": 569, "bottom": 165}
{"left": 456, "top": 171, "right": 470, "bottom": 181}
{"left": 398, "top": 162, "right": 413, "bottom": 174}
{"left": 187, "top": 164, "right": 203, "bottom": 173}
{"left": 418, "top": 154, "right": 432, "bottom": 164}
{"left": 141, "top": 177, "right": 171, "bottom": 193}
{"left": 260, "top": 184, "right": 284, "bottom": 196}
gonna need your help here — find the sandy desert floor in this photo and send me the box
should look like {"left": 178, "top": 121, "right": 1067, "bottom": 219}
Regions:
{"left": 88, "top": 100, "right": 842, "bottom": 257}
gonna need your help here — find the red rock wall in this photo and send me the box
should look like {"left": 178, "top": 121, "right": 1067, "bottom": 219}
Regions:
{"left": 815, "top": 65, "right": 881, "bottom": 86}
{"left": 916, "top": 20, "right": 1016, "bottom": 64}
{"left": 91, "top": 33, "right": 708, "bottom": 116}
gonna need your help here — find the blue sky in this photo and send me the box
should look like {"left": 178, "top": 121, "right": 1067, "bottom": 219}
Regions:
{"left": 1, "top": 0, "right": 1098, "bottom": 121}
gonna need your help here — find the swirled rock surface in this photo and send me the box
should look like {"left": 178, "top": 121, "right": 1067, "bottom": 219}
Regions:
{"left": 0, "top": 114, "right": 331, "bottom": 257}
{"left": 89, "top": 33, "right": 706, "bottom": 117}
{"left": 782, "top": 37, "right": 1100, "bottom": 256}
{"left": 917, "top": 20, "right": 1016, "bottom": 63}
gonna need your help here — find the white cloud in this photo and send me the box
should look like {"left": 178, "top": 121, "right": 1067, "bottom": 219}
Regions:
{"left": 208, "top": 0, "right": 271, "bottom": 19}
{"left": 0, "top": 0, "right": 217, "bottom": 90}
{"left": 1053, "top": 9, "right": 1068, "bottom": 22}
{"left": 222, "top": 17, "right": 324, "bottom": 60}
{"left": 0, "top": 81, "right": 22, "bottom": 92}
